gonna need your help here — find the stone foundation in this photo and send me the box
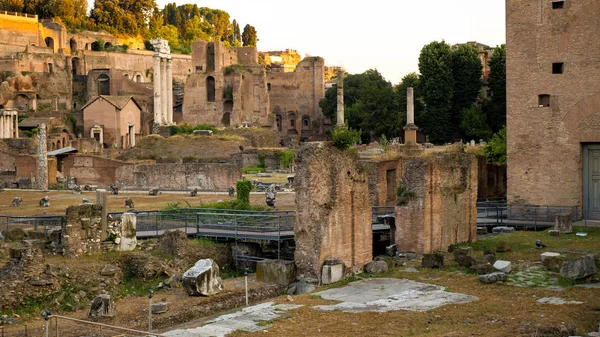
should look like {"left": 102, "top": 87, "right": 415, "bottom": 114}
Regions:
{"left": 294, "top": 142, "right": 372, "bottom": 279}
{"left": 62, "top": 204, "right": 103, "bottom": 257}
{"left": 395, "top": 153, "right": 478, "bottom": 253}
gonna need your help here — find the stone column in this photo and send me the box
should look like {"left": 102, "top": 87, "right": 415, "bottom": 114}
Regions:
{"left": 96, "top": 189, "right": 108, "bottom": 240}
{"left": 119, "top": 212, "right": 137, "bottom": 251}
{"left": 37, "top": 123, "right": 48, "bottom": 190}
{"left": 0, "top": 115, "right": 5, "bottom": 139}
{"left": 161, "top": 57, "right": 168, "bottom": 125}
{"left": 403, "top": 87, "right": 418, "bottom": 144}
{"left": 5, "top": 115, "right": 10, "bottom": 138}
{"left": 153, "top": 54, "right": 162, "bottom": 127}
{"left": 336, "top": 71, "right": 344, "bottom": 126}
{"left": 166, "top": 58, "right": 173, "bottom": 125}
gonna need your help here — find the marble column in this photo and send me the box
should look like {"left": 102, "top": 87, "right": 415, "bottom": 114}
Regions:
{"left": 153, "top": 54, "right": 162, "bottom": 126}
{"left": 166, "top": 58, "right": 173, "bottom": 124}
{"left": 37, "top": 123, "right": 48, "bottom": 190}
{"left": 403, "top": 87, "right": 418, "bottom": 144}
{"left": 336, "top": 71, "right": 344, "bottom": 126}
{"left": 161, "top": 58, "right": 167, "bottom": 125}
{"left": 0, "top": 115, "right": 5, "bottom": 139}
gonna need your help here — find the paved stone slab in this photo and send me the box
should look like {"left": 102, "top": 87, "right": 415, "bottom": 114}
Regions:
{"left": 313, "top": 278, "right": 477, "bottom": 313}
{"left": 541, "top": 252, "right": 561, "bottom": 261}
{"left": 536, "top": 297, "right": 583, "bottom": 305}
{"left": 164, "top": 302, "right": 303, "bottom": 337}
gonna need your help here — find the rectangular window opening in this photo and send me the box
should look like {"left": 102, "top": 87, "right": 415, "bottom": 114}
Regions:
{"left": 196, "top": 66, "right": 203, "bottom": 72}
{"left": 552, "top": 62, "right": 564, "bottom": 74}
{"left": 552, "top": 1, "right": 565, "bottom": 9}
{"left": 538, "top": 94, "right": 550, "bottom": 107}
{"left": 267, "top": 83, "right": 271, "bottom": 91}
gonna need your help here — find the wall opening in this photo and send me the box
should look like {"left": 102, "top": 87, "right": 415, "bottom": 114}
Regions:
{"left": 552, "top": 0, "right": 565, "bottom": 9}
{"left": 552, "top": 62, "right": 564, "bottom": 74}
{"left": 97, "top": 74, "right": 111, "bottom": 95}
{"left": 124, "top": 74, "right": 129, "bottom": 79}
{"left": 56, "top": 140, "right": 61, "bottom": 149}
{"left": 267, "top": 83, "right": 271, "bottom": 91}
{"left": 538, "top": 94, "right": 550, "bottom": 107}
{"left": 44, "top": 37, "right": 54, "bottom": 50}
{"left": 104, "top": 42, "right": 113, "bottom": 50}
{"left": 206, "top": 76, "right": 216, "bottom": 102}
{"left": 288, "top": 112, "right": 296, "bottom": 128}
{"left": 70, "top": 38, "right": 77, "bottom": 52}
{"left": 71, "top": 57, "right": 81, "bottom": 76}
{"left": 222, "top": 112, "right": 231, "bottom": 127}
{"left": 47, "top": 63, "right": 53, "bottom": 73}
{"left": 207, "top": 44, "right": 215, "bottom": 72}
{"left": 276, "top": 114, "right": 282, "bottom": 132}
{"left": 302, "top": 117, "right": 311, "bottom": 131}
{"left": 196, "top": 66, "right": 203, "bottom": 72}
{"left": 91, "top": 42, "right": 100, "bottom": 51}
{"left": 386, "top": 169, "right": 397, "bottom": 201}
{"left": 128, "top": 124, "right": 135, "bottom": 147}
{"left": 135, "top": 74, "right": 142, "bottom": 83}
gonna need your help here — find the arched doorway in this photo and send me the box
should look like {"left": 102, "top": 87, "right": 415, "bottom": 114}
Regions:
{"left": 104, "top": 42, "right": 112, "bottom": 50}
{"left": 206, "top": 76, "right": 215, "bottom": 102}
{"left": 136, "top": 74, "right": 143, "bottom": 83}
{"left": 44, "top": 37, "right": 54, "bottom": 50}
{"left": 70, "top": 38, "right": 77, "bottom": 53}
{"left": 56, "top": 140, "right": 61, "bottom": 149}
{"left": 97, "top": 74, "right": 110, "bottom": 95}
{"left": 124, "top": 74, "right": 130, "bottom": 80}
{"left": 91, "top": 42, "right": 100, "bottom": 51}
{"left": 302, "top": 116, "right": 311, "bottom": 131}
{"left": 222, "top": 112, "right": 231, "bottom": 127}
{"left": 276, "top": 114, "right": 282, "bottom": 132}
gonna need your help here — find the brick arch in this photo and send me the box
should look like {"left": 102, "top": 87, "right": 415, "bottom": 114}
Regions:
{"left": 562, "top": 93, "right": 600, "bottom": 141}
{"left": 559, "top": 0, "right": 600, "bottom": 53}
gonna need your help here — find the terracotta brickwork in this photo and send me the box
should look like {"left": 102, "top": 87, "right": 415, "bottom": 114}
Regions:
{"left": 395, "top": 153, "right": 478, "bottom": 253}
{"left": 506, "top": 0, "right": 600, "bottom": 208}
{"left": 294, "top": 142, "right": 372, "bottom": 278}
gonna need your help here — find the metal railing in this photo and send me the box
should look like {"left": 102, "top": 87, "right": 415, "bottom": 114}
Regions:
{"left": 0, "top": 317, "right": 28, "bottom": 337}
{"left": 0, "top": 215, "right": 64, "bottom": 233}
{"left": 43, "top": 315, "right": 167, "bottom": 337}
{"left": 476, "top": 203, "right": 580, "bottom": 229}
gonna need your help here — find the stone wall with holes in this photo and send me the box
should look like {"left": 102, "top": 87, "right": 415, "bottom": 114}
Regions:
{"left": 62, "top": 204, "right": 104, "bottom": 257}
{"left": 507, "top": 0, "right": 600, "bottom": 207}
{"left": 294, "top": 142, "right": 372, "bottom": 278}
{"left": 395, "top": 153, "right": 478, "bottom": 253}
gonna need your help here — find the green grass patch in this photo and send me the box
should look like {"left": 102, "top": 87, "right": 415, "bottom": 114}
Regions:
{"left": 242, "top": 166, "right": 265, "bottom": 174}
{"left": 116, "top": 277, "right": 159, "bottom": 299}
{"left": 169, "top": 123, "right": 218, "bottom": 136}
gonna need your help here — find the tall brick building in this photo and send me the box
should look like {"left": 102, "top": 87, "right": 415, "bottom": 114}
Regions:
{"left": 506, "top": 0, "right": 600, "bottom": 217}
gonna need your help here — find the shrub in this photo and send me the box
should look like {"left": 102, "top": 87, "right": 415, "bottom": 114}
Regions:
{"left": 396, "top": 183, "right": 417, "bottom": 206}
{"left": 242, "top": 166, "right": 265, "bottom": 174}
{"left": 236, "top": 180, "right": 252, "bottom": 204}
{"left": 279, "top": 151, "right": 295, "bottom": 169}
{"left": 483, "top": 126, "right": 506, "bottom": 164}
{"left": 331, "top": 126, "right": 361, "bottom": 149}
{"left": 169, "top": 123, "right": 217, "bottom": 136}
{"left": 257, "top": 153, "right": 265, "bottom": 169}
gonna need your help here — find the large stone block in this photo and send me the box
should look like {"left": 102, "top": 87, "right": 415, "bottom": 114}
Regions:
{"left": 554, "top": 212, "right": 572, "bottom": 234}
{"left": 364, "top": 260, "right": 388, "bottom": 274}
{"left": 256, "top": 259, "right": 296, "bottom": 286}
{"left": 182, "top": 259, "right": 224, "bottom": 296}
{"left": 560, "top": 255, "right": 598, "bottom": 280}
{"left": 118, "top": 212, "right": 136, "bottom": 251}
{"left": 88, "top": 293, "right": 115, "bottom": 318}
{"left": 453, "top": 246, "right": 474, "bottom": 267}
{"left": 322, "top": 263, "right": 345, "bottom": 284}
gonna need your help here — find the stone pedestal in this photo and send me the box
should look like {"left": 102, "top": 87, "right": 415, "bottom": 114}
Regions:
{"left": 118, "top": 212, "right": 137, "bottom": 251}
{"left": 256, "top": 259, "right": 296, "bottom": 286}
{"left": 321, "top": 263, "right": 345, "bottom": 284}
{"left": 404, "top": 124, "right": 418, "bottom": 144}
{"left": 554, "top": 212, "right": 572, "bottom": 234}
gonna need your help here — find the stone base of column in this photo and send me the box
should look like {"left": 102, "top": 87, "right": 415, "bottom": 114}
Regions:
{"left": 404, "top": 124, "right": 418, "bottom": 145}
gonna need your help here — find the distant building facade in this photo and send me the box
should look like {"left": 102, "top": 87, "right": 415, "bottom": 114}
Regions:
{"left": 506, "top": 0, "right": 600, "bottom": 217}
{"left": 82, "top": 96, "right": 142, "bottom": 149}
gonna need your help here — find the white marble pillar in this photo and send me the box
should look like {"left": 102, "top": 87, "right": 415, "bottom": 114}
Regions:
{"left": 7, "top": 115, "right": 11, "bottom": 137}
{"left": 0, "top": 115, "right": 5, "bottom": 139}
{"left": 336, "top": 71, "right": 344, "bottom": 126}
{"left": 153, "top": 54, "right": 162, "bottom": 126}
{"left": 166, "top": 58, "right": 173, "bottom": 125}
{"left": 407, "top": 87, "right": 415, "bottom": 124}
{"left": 161, "top": 58, "right": 167, "bottom": 125}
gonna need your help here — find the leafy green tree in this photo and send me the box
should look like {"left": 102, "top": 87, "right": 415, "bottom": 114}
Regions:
{"left": 0, "top": 0, "right": 24, "bottom": 12}
{"left": 460, "top": 105, "right": 491, "bottom": 141}
{"left": 487, "top": 44, "right": 506, "bottom": 133}
{"left": 418, "top": 41, "right": 454, "bottom": 144}
{"left": 242, "top": 24, "right": 257, "bottom": 47}
{"left": 452, "top": 44, "right": 482, "bottom": 137}
{"left": 483, "top": 126, "right": 506, "bottom": 164}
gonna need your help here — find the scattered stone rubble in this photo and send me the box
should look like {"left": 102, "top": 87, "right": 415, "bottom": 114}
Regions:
{"left": 182, "top": 259, "right": 224, "bottom": 296}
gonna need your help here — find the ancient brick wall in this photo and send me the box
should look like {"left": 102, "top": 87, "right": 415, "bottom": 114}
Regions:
{"left": 62, "top": 204, "right": 103, "bottom": 257}
{"left": 507, "top": 0, "right": 600, "bottom": 208}
{"left": 63, "top": 155, "right": 132, "bottom": 186}
{"left": 0, "top": 12, "right": 42, "bottom": 48}
{"left": 477, "top": 156, "right": 506, "bottom": 200}
{"left": 395, "top": 153, "right": 478, "bottom": 253}
{"left": 294, "top": 142, "right": 372, "bottom": 278}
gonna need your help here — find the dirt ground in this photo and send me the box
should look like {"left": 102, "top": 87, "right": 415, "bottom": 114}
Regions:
{"left": 0, "top": 190, "right": 296, "bottom": 216}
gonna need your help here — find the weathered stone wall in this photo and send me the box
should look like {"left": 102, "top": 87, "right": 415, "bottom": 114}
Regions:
{"left": 507, "top": 0, "right": 600, "bottom": 208}
{"left": 477, "top": 156, "right": 506, "bottom": 200}
{"left": 63, "top": 154, "right": 241, "bottom": 190}
{"left": 395, "top": 153, "right": 478, "bottom": 253}
{"left": 294, "top": 142, "right": 372, "bottom": 278}
{"left": 62, "top": 204, "right": 103, "bottom": 257}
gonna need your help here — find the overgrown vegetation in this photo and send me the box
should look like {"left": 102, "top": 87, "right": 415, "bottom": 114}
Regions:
{"left": 483, "top": 126, "right": 506, "bottom": 164}
{"left": 169, "top": 123, "right": 217, "bottom": 136}
{"left": 163, "top": 200, "right": 267, "bottom": 212}
{"left": 396, "top": 183, "right": 417, "bottom": 206}
{"left": 242, "top": 166, "right": 265, "bottom": 174}
{"left": 279, "top": 151, "right": 295, "bottom": 169}
{"left": 257, "top": 153, "right": 265, "bottom": 169}
{"left": 236, "top": 180, "right": 252, "bottom": 204}
{"left": 331, "top": 126, "right": 361, "bottom": 150}
{"left": 22, "top": 128, "right": 38, "bottom": 138}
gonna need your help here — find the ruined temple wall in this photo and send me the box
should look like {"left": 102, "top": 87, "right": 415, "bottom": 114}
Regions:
{"left": 395, "top": 153, "right": 478, "bottom": 253}
{"left": 507, "top": 0, "right": 600, "bottom": 207}
{"left": 477, "top": 156, "right": 507, "bottom": 200}
{"left": 294, "top": 142, "right": 372, "bottom": 278}
{"left": 363, "top": 159, "right": 407, "bottom": 207}
{"left": 63, "top": 155, "right": 132, "bottom": 186}
{"left": 0, "top": 13, "right": 42, "bottom": 48}
{"left": 268, "top": 57, "right": 325, "bottom": 137}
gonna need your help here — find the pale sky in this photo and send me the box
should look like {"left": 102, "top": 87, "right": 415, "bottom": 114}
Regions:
{"left": 90, "top": 0, "right": 506, "bottom": 84}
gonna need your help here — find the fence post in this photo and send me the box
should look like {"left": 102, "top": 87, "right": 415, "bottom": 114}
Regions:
{"left": 185, "top": 213, "right": 188, "bottom": 235}
{"left": 277, "top": 216, "right": 281, "bottom": 260}
{"left": 55, "top": 316, "right": 58, "bottom": 337}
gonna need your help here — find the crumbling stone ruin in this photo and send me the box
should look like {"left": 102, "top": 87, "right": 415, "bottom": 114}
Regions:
{"left": 11, "top": 196, "right": 22, "bottom": 207}
{"left": 62, "top": 204, "right": 104, "bottom": 257}
{"left": 294, "top": 142, "right": 372, "bottom": 279}
{"left": 228, "top": 185, "right": 235, "bottom": 197}
{"left": 109, "top": 184, "right": 119, "bottom": 195}
{"left": 265, "top": 184, "right": 276, "bottom": 207}
{"left": 124, "top": 197, "right": 134, "bottom": 208}
{"left": 190, "top": 188, "right": 198, "bottom": 197}
{"left": 88, "top": 291, "right": 116, "bottom": 319}
{"left": 149, "top": 187, "right": 160, "bottom": 196}
{"left": 39, "top": 196, "right": 50, "bottom": 207}
{"left": 182, "top": 259, "right": 224, "bottom": 296}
